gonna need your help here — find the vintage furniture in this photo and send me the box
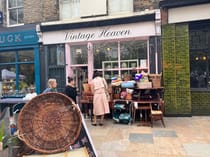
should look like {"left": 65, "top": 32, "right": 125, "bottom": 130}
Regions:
{"left": 132, "top": 100, "right": 162, "bottom": 126}
{"left": 150, "top": 99, "right": 165, "bottom": 127}
{"left": 102, "top": 59, "right": 149, "bottom": 81}
{"left": 132, "top": 87, "right": 164, "bottom": 126}
{"left": 80, "top": 91, "right": 93, "bottom": 121}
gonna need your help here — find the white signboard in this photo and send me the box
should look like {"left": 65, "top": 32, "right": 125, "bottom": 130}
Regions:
{"left": 168, "top": 4, "right": 210, "bottom": 24}
{"left": 42, "top": 21, "right": 156, "bottom": 44}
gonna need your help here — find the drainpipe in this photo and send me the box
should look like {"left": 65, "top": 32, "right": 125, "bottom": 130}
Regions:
{"left": 154, "top": 9, "right": 161, "bottom": 74}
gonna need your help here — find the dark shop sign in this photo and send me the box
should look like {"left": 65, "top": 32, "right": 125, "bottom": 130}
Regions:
{"left": 0, "top": 30, "right": 38, "bottom": 47}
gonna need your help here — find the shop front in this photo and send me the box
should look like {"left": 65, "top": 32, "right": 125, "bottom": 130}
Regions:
{"left": 160, "top": 0, "right": 210, "bottom": 115}
{"left": 40, "top": 12, "right": 161, "bottom": 93}
{"left": 0, "top": 28, "right": 40, "bottom": 97}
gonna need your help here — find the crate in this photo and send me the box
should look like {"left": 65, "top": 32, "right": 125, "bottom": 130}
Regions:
{"left": 149, "top": 74, "right": 161, "bottom": 88}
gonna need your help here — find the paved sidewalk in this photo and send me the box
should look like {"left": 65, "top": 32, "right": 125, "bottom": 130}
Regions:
{"left": 86, "top": 116, "right": 210, "bottom": 157}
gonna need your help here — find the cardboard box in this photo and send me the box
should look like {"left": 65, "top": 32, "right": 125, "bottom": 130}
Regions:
{"left": 137, "top": 82, "right": 152, "bottom": 89}
{"left": 148, "top": 74, "right": 161, "bottom": 88}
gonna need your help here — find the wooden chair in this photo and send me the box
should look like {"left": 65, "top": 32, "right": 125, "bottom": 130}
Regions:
{"left": 80, "top": 91, "right": 93, "bottom": 121}
{"left": 150, "top": 100, "right": 165, "bottom": 127}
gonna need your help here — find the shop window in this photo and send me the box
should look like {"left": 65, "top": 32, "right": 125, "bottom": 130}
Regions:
{"left": 7, "top": 0, "right": 23, "bottom": 26}
{"left": 18, "top": 49, "right": 34, "bottom": 62}
{"left": 190, "top": 51, "right": 208, "bottom": 88}
{"left": 80, "top": 0, "right": 107, "bottom": 17}
{"left": 70, "top": 45, "right": 88, "bottom": 65}
{"left": 93, "top": 42, "right": 118, "bottom": 69}
{"left": 190, "top": 26, "right": 210, "bottom": 89}
{"left": 46, "top": 45, "right": 66, "bottom": 93}
{"left": 93, "top": 40, "right": 148, "bottom": 81}
{"left": 48, "top": 45, "right": 65, "bottom": 66}
{"left": 0, "top": 51, "right": 16, "bottom": 63}
{"left": 0, "top": 50, "right": 35, "bottom": 97}
{"left": 108, "top": 0, "right": 133, "bottom": 15}
{"left": 59, "top": 0, "right": 80, "bottom": 20}
{"left": 134, "top": 0, "right": 159, "bottom": 12}
{"left": 120, "top": 40, "right": 147, "bottom": 61}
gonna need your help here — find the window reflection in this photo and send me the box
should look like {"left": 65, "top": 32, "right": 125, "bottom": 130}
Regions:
{"left": 189, "top": 24, "right": 210, "bottom": 89}
{"left": 70, "top": 45, "right": 88, "bottom": 64}
{"left": 1, "top": 65, "right": 16, "bottom": 96}
{"left": 48, "top": 45, "right": 65, "bottom": 66}
{"left": 120, "top": 40, "right": 147, "bottom": 60}
{"left": 18, "top": 49, "right": 34, "bottom": 62}
{"left": 93, "top": 42, "right": 118, "bottom": 69}
{"left": 0, "top": 51, "right": 16, "bottom": 63}
{"left": 18, "top": 64, "right": 35, "bottom": 94}
{"left": 8, "top": 0, "right": 23, "bottom": 25}
{"left": 93, "top": 40, "right": 148, "bottom": 81}
{"left": 190, "top": 52, "right": 208, "bottom": 88}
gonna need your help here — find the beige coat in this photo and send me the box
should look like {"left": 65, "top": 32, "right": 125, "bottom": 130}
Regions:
{"left": 91, "top": 77, "right": 110, "bottom": 115}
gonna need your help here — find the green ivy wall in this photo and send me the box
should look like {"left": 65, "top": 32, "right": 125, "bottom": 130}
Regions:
{"left": 162, "top": 24, "right": 191, "bottom": 116}
{"left": 191, "top": 92, "right": 210, "bottom": 115}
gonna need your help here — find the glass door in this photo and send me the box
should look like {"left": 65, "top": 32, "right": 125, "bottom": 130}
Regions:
{"left": 72, "top": 66, "right": 88, "bottom": 99}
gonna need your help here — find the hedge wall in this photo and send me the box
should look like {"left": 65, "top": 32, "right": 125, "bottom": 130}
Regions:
{"left": 162, "top": 24, "right": 191, "bottom": 116}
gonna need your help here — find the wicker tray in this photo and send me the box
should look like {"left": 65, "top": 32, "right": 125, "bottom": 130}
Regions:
{"left": 17, "top": 92, "right": 82, "bottom": 154}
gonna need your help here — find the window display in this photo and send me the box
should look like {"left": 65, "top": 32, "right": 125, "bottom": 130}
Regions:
{"left": 0, "top": 50, "right": 35, "bottom": 97}
{"left": 94, "top": 40, "right": 148, "bottom": 81}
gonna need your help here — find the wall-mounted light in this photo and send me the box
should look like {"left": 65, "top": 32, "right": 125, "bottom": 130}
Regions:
{"left": 195, "top": 56, "right": 207, "bottom": 61}
{"left": 202, "top": 56, "right": 207, "bottom": 60}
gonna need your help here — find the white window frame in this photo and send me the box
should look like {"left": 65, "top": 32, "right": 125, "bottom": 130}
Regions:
{"left": 59, "top": 0, "right": 80, "bottom": 20}
{"left": 7, "top": 0, "right": 24, "bottom": 27}
{"left": 108, "top": 0, "right": 133, "bottom": 15}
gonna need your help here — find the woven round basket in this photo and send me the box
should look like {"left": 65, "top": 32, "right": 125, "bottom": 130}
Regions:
{"left": 17, "top": 92, "right": 82, "bottom": 154}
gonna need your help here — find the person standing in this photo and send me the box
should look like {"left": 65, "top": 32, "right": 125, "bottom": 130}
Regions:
{"left": 64, "top": 77, "right": 77, "bottom": 104}
{"left": 42, "top": 78, "right": 57, "bottom": 93}
{"left": 91, "top": 71, "right": 110, "bottom": 126}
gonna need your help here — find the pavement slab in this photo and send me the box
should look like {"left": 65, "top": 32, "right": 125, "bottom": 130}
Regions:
{"left": 86, "top": 116, "right": 210, "bottom": 157}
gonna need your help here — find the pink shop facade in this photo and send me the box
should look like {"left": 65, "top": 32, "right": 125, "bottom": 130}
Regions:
{"left": 39, "top": 13, "right": 161, "bottom": 92}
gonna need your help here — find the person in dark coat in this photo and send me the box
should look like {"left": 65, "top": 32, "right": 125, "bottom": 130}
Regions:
{"left": 64, "top": 77, "right": 77, "bottom": 103}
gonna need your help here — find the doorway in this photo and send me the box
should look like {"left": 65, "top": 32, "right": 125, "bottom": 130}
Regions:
{"left": 72, "top": 66, "right": 88, "bottom": 98}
